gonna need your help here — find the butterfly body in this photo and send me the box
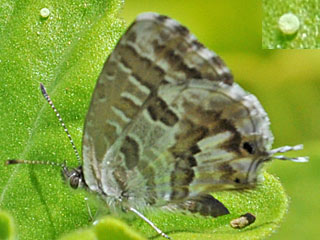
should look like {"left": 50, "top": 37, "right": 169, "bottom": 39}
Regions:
{"left": 72, "top": 12, "right": 275, "bottom": 213}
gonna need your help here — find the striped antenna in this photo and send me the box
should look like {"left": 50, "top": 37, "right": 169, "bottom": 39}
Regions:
{"left": 6, "top": 159, "right": 66, "bottom": 168}
{"left": 40, "top": 83, "right": 82, "bottom": 166}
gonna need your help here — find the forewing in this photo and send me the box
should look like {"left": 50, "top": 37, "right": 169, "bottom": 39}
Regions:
{"left": 82, "top": 12, "right": 274, "bottom": 208}
{"left": 83, "top": 13, "right": 233, "bottom": 195}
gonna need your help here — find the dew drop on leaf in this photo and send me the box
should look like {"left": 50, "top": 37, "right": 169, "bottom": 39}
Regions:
{"left": 278, "top": 13, "right": 300, "bottom": 35}
{"left": 301, "top": 33, "right": 307, "bottom": 39}
{"left": 40, "top": 8, "right": 50, "bottom": 18}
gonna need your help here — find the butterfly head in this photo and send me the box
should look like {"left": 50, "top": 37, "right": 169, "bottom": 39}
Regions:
{"left": 62, "top": 166, "right": 87, "bottom": 189}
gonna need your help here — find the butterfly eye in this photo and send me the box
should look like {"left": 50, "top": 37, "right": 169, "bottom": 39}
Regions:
{"left": 70, "top": 175, "right": 80, "bottom": 189}
{"left": 242, "top": 142, "right": 255, "bottom": 154}
{"left": 234, "top": 178, "right": 241, "bottom": 184}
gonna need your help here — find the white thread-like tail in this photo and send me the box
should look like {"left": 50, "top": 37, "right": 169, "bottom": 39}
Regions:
{"left": 271, "top": 144, "right": 309, "bottom": 162}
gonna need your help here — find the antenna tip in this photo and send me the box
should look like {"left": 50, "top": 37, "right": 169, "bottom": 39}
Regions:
{"left": 6, "top": 159, "right": 20, "bottom": 165}
{"left": 39, "top": 83, "right": 47, "bottom": 95}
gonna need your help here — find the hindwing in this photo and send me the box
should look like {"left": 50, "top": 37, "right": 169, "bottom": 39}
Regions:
{"left": 82, "top": 12, "right": 273, "bottom": 208}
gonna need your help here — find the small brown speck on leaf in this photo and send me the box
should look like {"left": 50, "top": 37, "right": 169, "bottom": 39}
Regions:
{"left": 230, "top": 213, "right": 256, "bottom": 229}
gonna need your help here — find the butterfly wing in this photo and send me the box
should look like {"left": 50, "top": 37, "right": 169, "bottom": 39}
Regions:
{"left": 82, "top": 12, "right": 273, "bottom": 208}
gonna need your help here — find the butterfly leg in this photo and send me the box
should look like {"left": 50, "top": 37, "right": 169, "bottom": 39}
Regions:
{"left": 84, "top": 197, "right": 94, "bottom": 221}
{"left": 129, "top": 207, "right": 171, "bottom": 239}
{"left": 181, "top": 194, "right": 230, "bottom": 217}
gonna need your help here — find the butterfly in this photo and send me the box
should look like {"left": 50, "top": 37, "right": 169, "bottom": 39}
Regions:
{"left": 7, "top": 12, "right": 308, "bottom": 239}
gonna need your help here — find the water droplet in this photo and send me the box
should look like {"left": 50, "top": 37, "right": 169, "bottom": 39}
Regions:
{"left": 278, "top": 13, "right": 300, "bottom": 35}
{"left": 40, "top": 8, "right": 50, "bottom": 18}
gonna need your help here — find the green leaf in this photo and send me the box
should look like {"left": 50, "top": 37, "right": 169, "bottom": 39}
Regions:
{"left": 262, "top": 0, "right": 319, "bottom": 49}
{"left": 47, "top": 173, "right": 289, "bottom": 240}
{"left": 0, "top": 211, "right": 15, "bottom": 240}
{"left": 60, "top": 217, "right": 146, "bottom": 240}
{"left": 132, "top": 172, "right": 288, "bottom": 240}
{"left": 0, "top": 0, "right": 125, "bottom": 239}
{"left": 0, "top": 1, "right": 288, "bottom": 239}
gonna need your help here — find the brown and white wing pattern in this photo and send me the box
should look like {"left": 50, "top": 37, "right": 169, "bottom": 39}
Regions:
{"left": 82, "top": 12, "right": 273, "bottom": 210}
